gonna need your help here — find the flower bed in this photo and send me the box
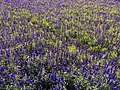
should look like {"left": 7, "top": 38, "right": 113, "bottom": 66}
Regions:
{"left": 0, "top": 0, "right": 120, "bottom": 90}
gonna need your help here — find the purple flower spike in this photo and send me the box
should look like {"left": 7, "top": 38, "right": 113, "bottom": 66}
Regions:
{"left": 114, "top": 0, "right": 120, "bottom": 2}
{"left": 15, "top": 0, "right": 21, "bottom": 3}
{"left": 116, "top": 16, "right": 120, "bottom": 22}
{"left": 0, "top": 56, "right": 2, "bottom": 61}
{"left": 4, "top": 0, "right": 10, "bottom": 3}
{"left": 104, "top": 53, "right": 108, "bottom": 59}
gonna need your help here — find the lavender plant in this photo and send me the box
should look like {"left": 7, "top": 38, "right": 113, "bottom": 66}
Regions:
{"left": 0, "top": 0, "right": 120, "bottom": 90}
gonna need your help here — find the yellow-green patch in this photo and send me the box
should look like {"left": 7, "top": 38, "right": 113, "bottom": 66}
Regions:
{"left": 31, "top": 16, "right": 39, "bottom": 24}
{"left": 110, "top": 51, "right": 118, "bottom": 59}
{"left": 116, "top": 71, "right": 120, "bottom": 78}
{"left": 19, "top": 9, "right": 31, "bottom": 18}
{"left": 68, "top": 44, "right": 76, "bottom": 53}
{"left": 65, "top": 29, "right": 72, "bottom": 36}
{"left": 41, "top": 18, "right": 51, "bottom": 28}
{"left": 88, "top": 45, "right": 102, "bottom": 52}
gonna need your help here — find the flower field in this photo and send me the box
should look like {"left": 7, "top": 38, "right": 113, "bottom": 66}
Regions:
{"left": 0, "top": 0, "right": 120, "bottom": 90}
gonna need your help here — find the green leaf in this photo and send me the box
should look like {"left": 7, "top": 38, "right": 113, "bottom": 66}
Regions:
{"left": 110, "top": 51, "right": 118, "bottom": 59}
{"left": 68, "top": 44, "right": 77, "bottom": 53}
{"left": 31, "top": 16, "right": 38, "bottom": 24}
{"left": 116, "top": 71, "right": 120, "bottom": 79}
{"left": 41, "top": 18, "right": 52, "bottom": 29}
{"left": 19, "top": 9, "right": 31, "bottom": 18}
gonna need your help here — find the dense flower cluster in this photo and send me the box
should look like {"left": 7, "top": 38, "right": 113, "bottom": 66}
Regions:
{"left": 0, "top": 0, "right": 120, "bottom": 90}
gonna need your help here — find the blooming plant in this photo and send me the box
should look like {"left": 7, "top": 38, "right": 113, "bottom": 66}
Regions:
{"left": 0, "top": 0, "right": 120, "bottom": 90}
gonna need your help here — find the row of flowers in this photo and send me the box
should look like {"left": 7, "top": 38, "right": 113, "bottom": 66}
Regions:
{"left": 0, "top": 0, "right": 120, "bottom": 90}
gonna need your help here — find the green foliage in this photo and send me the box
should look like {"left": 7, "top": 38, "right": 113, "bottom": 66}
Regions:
{"left": 69, "top": 30, "right": 79, "bottom": 39}
{"left": 32, "top": 39, "right": 36, "bottom": 48}
{"left": 0, "top": 56, "right": 6, "bottom": 65}
{"left": 78, "top": 31, "right": 96, "bottom": 46}
{"left": 48, "top": 40, "right": 54, "bottom": 46}
{"left": 109, "top": 51, "right": 118, "bottom": 59}
{"left": 1, "top": 2, "right": 120, "bottom": 90}
{"left": 0, "top": 87, "right": 5, "bottom": 90}
{"left": 5, "top": 85, "right": 21, "bottom": 90}
{"left": 50, "top": 34, "right": 56, "bottom": 40}
{"left": 118, "top": 32, "right": 120, "bottom": 38}
{"left": 109, "top": 6, "right": 119, "bottom": 15}
{"left": 31, "top": 16, "right": 38, "bottom": 24}
{"left": 28, "top": 44, "right": 33, "bottom": 55}
{"left": 68, "top": 44, "right": 76, "bottom": 53}
{"left": 100, "top": 86, "right": 112, "bottom": 90}
{"left": 69, "top": 8, "right": 78, "bottom": 15}
{"left": 19, "top": 9, "right": 31, "bottom": 18}
{"left": 116, "top": 68, "right": 120, "bottom": 79}
{"left": 65, "top": 29, "right": 72, "bottom": 37}
{"left": 41, "top": 18, "right": 53, "bottom": 29}
{"left": 88, "top": 45, "right": 102, "bottom": 53}
{"left": 118, "top": 83, "right": 120, "bottom": 88}
{"left": 72, "top": 71, "right": 99, "bottom": 90}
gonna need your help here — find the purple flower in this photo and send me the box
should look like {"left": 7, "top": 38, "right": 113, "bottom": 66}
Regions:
{"left": 114, "top": 80, "right": 119, "bottom": 86}
{"left": 98, "top": 53, "right": 103, "bottom": 59}
{"left": 0, "top": 66, "right": 5, "bottom": 72}
{"left": 38, "top": 85, "right": 42, "bottom": 90}
{"left": 21, "top": 80, "right": 25, "bottom": 88}
{"left": 52, "top": 87, "right": 59, "bottom": 90}
{"left": 81, "top": 66, "right": 86, "bottom": 72}
{"left": 49, "top": 1, "right": 54, "bottom": 7}
{"left": 112, "top": 87, "right": 120, "bottom": 90}
{"left": 103, "top": 24, "right": 110, "bottom": 30}
{"left": 73, "top": 71, "right": 79, "bottom": 76}
{"left": 116, "top": 16, "right": 120, "bottom": 22}
{"left": 4, "top": 0, "right": 10, "bottom": 3}
{"left": 5, "top": 74, "right": 10, "bottom": 79}
{"left": 15, "top": 37, "right": 21, "bottom": 44}
{"left": 97, "top": 81, "right": 101, "bottom": 87}
{"left": 16, "top": 81, "right": 20, "bottom": 87}
{"left": 103, "top": 69, "right": 107, "bottom": 74}
{"left": 49, "top": 72, "right": 56, "bottom": 81}
{"left": 83, "top": 72, "right": 88, "bottom": 78}
{"left": 0, "top": 49, "right": 5, "bottom": 55}
{"left": 77, "top": 82, "right": 81, "bottom": 89}
{"left": 6, "top": 54, "right": 10, "bottom": 62}
{"left": 94, "top": 21, "right": 99, "bottom": 27}
{"left": 15, "top": 69, "right": 19, "bottom": 74}
{"left": 107, "top": 79, "right": 113, "bottom": 85}
{"left": 62, "top": 60, "right": 68, "bottom": 66}
{"left": 0, "top": 78, "right": 5, "bottom": 85}
{"left": 27, "top": 78, "right": 34, "bottom": 84}
{"left": 29, "top": 0, "right": 34, "bottom": 2}
{"left": 59, "top": 80, "right": 65, "bottom": 86}
{"left": 96, "top": 39, "right": 102, "bottom": 44}
{"left": 15, "top": 0, "right": 21, "bottom": 3}
{"left": 114, "top": 0, "right": 120, "bottom": 2}
{"left": 104, "top": 53, "right": 108, "bottom": 59}
{"left": 10, "top": 73, "right": 15, "bottom": 82}
{"left": 0, "top": 56, "right": 2, "bottom": 61}
{"left": 56, "top": 76, "right": 61, "bottom": 83}
{"left": 71, "top": 76, "right": 75, "bottom": 80}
